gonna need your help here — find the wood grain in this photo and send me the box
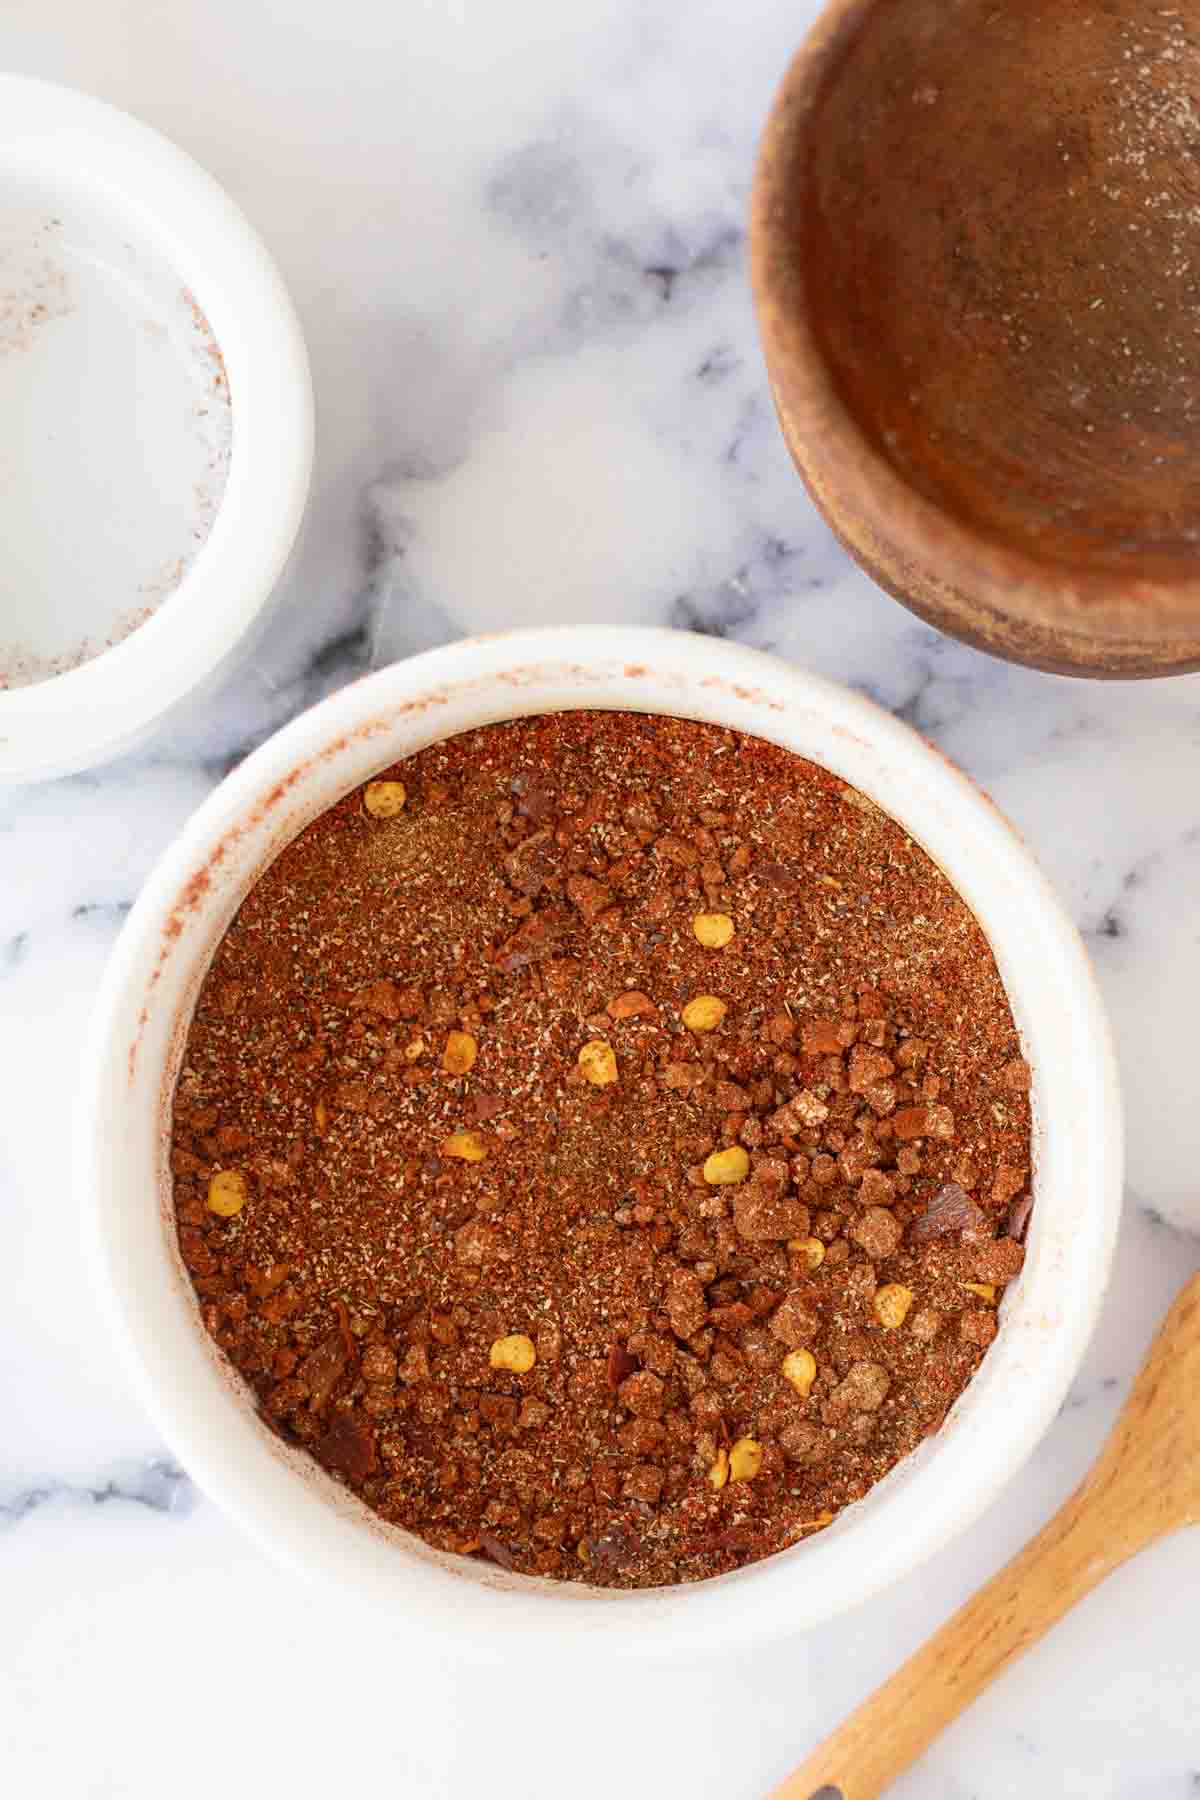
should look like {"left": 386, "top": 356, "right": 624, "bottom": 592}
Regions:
{"left": 751, "top": 0, "right": 1200, "bottom": 676}
{"left": 770, "top": 1274, "right": 1200, "bottom": 1800}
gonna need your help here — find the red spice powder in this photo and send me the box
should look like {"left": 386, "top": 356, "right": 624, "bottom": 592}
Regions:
{"left": 171, "top": 712, "right": 1031, "bottom": 1588}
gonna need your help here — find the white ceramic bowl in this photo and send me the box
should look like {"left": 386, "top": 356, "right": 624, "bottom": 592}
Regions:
{"left": 81, "top": 626, "right": 1122, "bottom": 1655}
{"left": 0, "top": 75, "right": 313, "bottom": 781}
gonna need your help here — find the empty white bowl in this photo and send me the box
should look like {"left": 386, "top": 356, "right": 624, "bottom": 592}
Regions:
{"left": 0, "top": 75, "right": 312, "bottom": 781}
{"left": 80, "top": 626, "right": 1122, "bottom": 1655}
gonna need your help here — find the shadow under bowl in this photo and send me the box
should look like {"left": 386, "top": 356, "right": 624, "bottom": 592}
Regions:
{"left": 751, "top": 0, "right": 1200, "bottom": 677}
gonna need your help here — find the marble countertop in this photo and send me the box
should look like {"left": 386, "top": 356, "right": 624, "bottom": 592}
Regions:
{"left": 3, "top": 2, "right": 1199, "bottom": 1794}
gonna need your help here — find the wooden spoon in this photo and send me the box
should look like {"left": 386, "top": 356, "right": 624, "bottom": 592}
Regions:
{"left": 772, "top": 1273, "right": 1200, "bottom": 1800}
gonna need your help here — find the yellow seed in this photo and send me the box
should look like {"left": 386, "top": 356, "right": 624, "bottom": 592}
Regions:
{"left": 792, "top": 1510, "right": 836, "bottom": 1538}
{"left": 682, "top": 994, "right": 728, "bottom": 1032}
{"left": 362, "top": 779, "right": 407, "bottom": 818}
{"left": 781, "top": 1348, "right": 817, "bottom": 1397}
{"left": 578, "top": 1039, "right": 618, "bottom": 1086}
{"left": 442, "top": 1030, "right": 478, "bottom": 1076}
{"left": 789, "top": 1236, "right": 826, "bottom": 1271}
{"left": 962, "top": 1282, "right": 998, "bottom": 1304}
{"left": 314, "top": 1098, "right": 329, "bottom": 1135}
{"left": 443, "top": 1130, "right": 487, "bottom": 1162}
{"left": 702, "top": 1144, "right": 750, "bottom": 1185}
{"left": 489, "top": 1333, "right": 537, "bottom": 1374}
{"left": 728, "top": 1437, "right": 763, "bottom": 1482}
{"left": 576, "top": 1539, "right": 591, "bottom": 1565}
{"left": 692, "top": 911, "right": 735, "bottom": 949}
{"left": 874, "top": 1283, "right": 915, "bottom": 1330}
{"left": 403, "top": 1035, "right": 425, "bottom": 1063}
{"left": 207, "top": 1168, "right": 248, "bottom": 1218}
{"left": 707, "top": 1447, "right": 730, "bottom": 1491}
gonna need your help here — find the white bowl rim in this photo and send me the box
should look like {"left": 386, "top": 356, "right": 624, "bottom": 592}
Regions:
{"left": 0, "top": 73, "right": 313, "bottom": 780}
{"left": 79, "top": 625, "right": 1123, "bottom": 1656}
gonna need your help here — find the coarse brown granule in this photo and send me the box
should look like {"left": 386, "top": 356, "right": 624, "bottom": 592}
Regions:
{"left": 170, "top": 712, "right": 1032, "bottom": 1589}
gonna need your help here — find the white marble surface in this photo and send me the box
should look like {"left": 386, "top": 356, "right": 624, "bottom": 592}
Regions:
{"left": 2, "top": 2, "right": 1200, "bottom": 1794}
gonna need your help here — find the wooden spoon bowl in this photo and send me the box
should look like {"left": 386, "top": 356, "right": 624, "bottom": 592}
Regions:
{"left": 751, "top": 0, "right": 1200, "bottom": 676}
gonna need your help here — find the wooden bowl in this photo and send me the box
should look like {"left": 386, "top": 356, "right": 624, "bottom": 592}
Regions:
{"left": 751, "top": 0, "right": 1200, "bottom": 677}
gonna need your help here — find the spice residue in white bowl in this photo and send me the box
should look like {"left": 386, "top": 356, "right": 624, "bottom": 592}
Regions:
{"left": 0, "top": 167, "right": 232, "bottom": 689}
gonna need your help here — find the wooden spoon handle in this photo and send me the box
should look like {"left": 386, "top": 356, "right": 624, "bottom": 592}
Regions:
{"left": 770, "top": 1488, "right": 1134, "bottom": 1800}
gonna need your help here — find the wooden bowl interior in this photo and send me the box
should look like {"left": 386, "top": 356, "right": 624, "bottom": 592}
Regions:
{"left": 791, "top": 0, "right": 1200, "bottom": 583}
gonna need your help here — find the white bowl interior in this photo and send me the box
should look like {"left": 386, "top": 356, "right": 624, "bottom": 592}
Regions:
{"left": 81, "top": 628, "right": 1122, "bottom": 1656}
{"left": 0, "top": 158, "right": 231, "bottom": 686}
{"left": 0, "top": 76, "right": 312, "bottom": 780}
